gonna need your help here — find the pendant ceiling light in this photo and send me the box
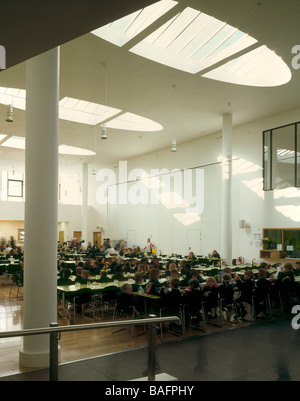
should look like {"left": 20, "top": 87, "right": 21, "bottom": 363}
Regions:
{"left": 5, "top": 104, "right": 13, "bottom": 122}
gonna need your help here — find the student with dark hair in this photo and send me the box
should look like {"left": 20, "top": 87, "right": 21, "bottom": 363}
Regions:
{"left": 254, "top": 268, "right": 272, "bottom": 317}
{"left": 183, "top": 279, "right": 203, "bottom": 322}
{"left": 235, "top": 270, "right": 255, "bottom": 319}
{"left": 116, "top": 284, "right": 141, "bottom": 316}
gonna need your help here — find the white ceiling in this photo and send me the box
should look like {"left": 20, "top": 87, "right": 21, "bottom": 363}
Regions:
{"left": 0, "top": 0, "right": 300, "bottom": 173}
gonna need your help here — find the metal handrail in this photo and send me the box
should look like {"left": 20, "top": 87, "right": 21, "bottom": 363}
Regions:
{"left": 0, "top": 315, "right": 180, "bottom": 381}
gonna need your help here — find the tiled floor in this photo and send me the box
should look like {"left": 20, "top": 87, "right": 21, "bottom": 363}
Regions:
{"left": 1, "top": 317, "right": 299, "bottom": 381}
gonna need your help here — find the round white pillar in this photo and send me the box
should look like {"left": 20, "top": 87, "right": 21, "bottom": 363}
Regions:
{"left": 82, "top": 163, "right": 88, "bottom": 243}
{"left": 19, "top": 47, "right": 60, "bottom": 368}
{"left": 221, "top": 113, "right": 233, "bottom": 264}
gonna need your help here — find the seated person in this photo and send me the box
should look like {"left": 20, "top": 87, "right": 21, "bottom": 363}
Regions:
{"left": 190, "top": 269, "right": 205, "bottom": 284}
{"left": 148, "top": 268, "right": 161, "bottom": 288}
{"left": 57, "top": 268, "right": 73, "bottom": 285}
{"left": 182, "top": 279, "right": 203, "bottom": 319}
{"left": 122, "top": 261, "right": 132, "bottom": 273}
{"left": 129, "top": 259, "right": 138, "bottom": 272}
{"left": 98, "top": 270, "right": 112, "bottom": 283}
{"left": 253, "top": 268, "right": 272, "bottom": 316}
{"left": 218, "top": 274, "right": 234, "bottom": 308}
{"left": 187, "top": 251, "right": 196, "bottom": 260}
{"left": 137, "top": 264, "right": 147, "bottom": 281}
{"left": 112, "top": 265, "right": 126, "bottom": 281}
{"left": 108, "top": 259, "right": 119, "bottom": 274}
{"left": 58, "top": 261, "right": 67, "bottom": 277}
{"left": 152, "top": 256, "right": 162, "bottom": 270}
{"left": 180, "top": 264, "right": 192, "bottom": 285}
{"left": 276, "top": 262, "right": 295, "bottom": 313}
{"left": 163, "top": 262, "right": 177, "bottom": 277}
{"left": 132, "top": 273, "right": 144, "bottom": 292}
{"left": 235, "top": 270, "right": 255, "bottom": 319}
{"left": 293, "top": 261, "right": 300, "bottom": 277}
{"left": 89, "top": 261, "right": 100, "bottom": 276}
{"left": 255, "top": 262, "right": 271, "bottom": 278}
{"left": 74, "top": 266, "right": 83, "bottom": 280}
{"left": 277, "top": 262, "right": 295, "bottom": 283}
{"left": 163, "top": 269, "right": 180, "bottom": 287}
{"left": 211, "top": 250, "right": 220, "bottom": 259}
{"left": 159, "top": 277, "right": 182, "bottom": 316}
{"left": 220, "top": 267, "right": 240, "bottom": 282}
{"left": 116, "top": 283, "right": 141, "bottom": 315}
{"left": 202, "top": 277, "right": 219, "bottom": 317}
{"left": 76, "top": 269, "right": 90, "bottom": 284}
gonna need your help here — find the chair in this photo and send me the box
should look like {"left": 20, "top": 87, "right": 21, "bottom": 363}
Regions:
{"left": 9, "top": 272, "right": 23, "bottom": 299}
{"left": 111, "top": 293, "right": 144, "bottom": 336}
{"left": 97, "top": 286, "right": 119, "bottom": 318}
{"left": 0, "top": 265, "right": 7, "bottom": 285}
{"left": 219, "top": 297, "right": 238, "bottom": 324}
{"left": 159, "top": 304, "right": 185, "bottom": 339}
{"left": 182, "top": 301, "right": 206, "bottom": 333}
{"left": 65, "top": 288, "right": 94, "bottom": 324}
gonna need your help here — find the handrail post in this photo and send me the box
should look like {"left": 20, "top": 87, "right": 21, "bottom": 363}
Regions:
{"left": 49, "top": 322, "right": 59, "bottom": 381}
{"left": 147, "top": 319, "right": 156, "bottom": 381}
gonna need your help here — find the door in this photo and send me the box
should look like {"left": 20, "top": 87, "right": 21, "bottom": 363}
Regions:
{"left": 187, "top": 229, "right": 202, "bottom": 256}
{"left": 59, "top": 231, "right": 64, "bottom": 244}
{"left": 73, "top": 231, "right": 82, "bottom": 243}
{"left": 127, "top": 230, "right": 136, "bottom": 248}
{"left": 93, "top": 232, "right": 102, "bottom": 248}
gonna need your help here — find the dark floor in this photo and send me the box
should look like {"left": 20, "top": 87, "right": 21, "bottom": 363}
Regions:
{"left": 1, "top": 317, "right": 299, "bottom": 382}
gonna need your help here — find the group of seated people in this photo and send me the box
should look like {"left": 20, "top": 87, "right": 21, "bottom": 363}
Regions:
{"left": 57, "top": 250, "right": 300, "bottom": 325}
{"left": 107, "top": 260, "right": 300, "bottom": 325}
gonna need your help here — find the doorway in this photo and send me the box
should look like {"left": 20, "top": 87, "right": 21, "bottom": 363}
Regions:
{"left": 59, "top": 231, "right": 64, "bottom": 244}
{"left": 93, "top": 232, "right": 102, "bottom": 248}
{"left": 73, "top": 231, "right": 82, "bottom": 243}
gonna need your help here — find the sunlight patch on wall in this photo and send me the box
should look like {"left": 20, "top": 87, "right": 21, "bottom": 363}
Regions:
{"left": 275, "top": 205, "right": 300, "bottom": 223}
{"left": 173, "top": 212, "right": 201, "bottom": 226}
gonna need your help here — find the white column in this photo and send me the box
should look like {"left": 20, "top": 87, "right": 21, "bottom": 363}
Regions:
{"left": 19, "top": 47, "right": 60, "bottom": 368}
{"left": 82, "top": 163, "right": 88, "bottom": 242}
{"left": 221, "top": 113, "right": 233, "bottom": 264}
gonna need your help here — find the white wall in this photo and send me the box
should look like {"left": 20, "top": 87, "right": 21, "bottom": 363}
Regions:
{"left": 91, "top": 106, "right": 300, "bottom": 262}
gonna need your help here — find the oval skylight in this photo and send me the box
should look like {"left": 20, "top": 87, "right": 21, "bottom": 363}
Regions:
{"left": 58, "top": 144, "right": 96, "bottom": 156}
{"left": 0, "top": 88, "right": 163, "bottom": 131}
{"left": 91, "top": 0, "right": 178, "bottom": 47}
{"left": 0, "top": 136, "right": 95, "bottom": 156}
{"left": 92, "top": 1, "right": 291, "bottom": 87}
{"left": 106, "top": 112, "right": 163, "bottom": 131}
{"left": 202, "top": 45, "right": 291, "bottom": 87}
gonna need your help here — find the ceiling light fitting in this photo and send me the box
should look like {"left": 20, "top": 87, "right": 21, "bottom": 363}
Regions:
{"left": 6, "top": 104, "right": 13, "bottom": 122}
{"left": 101, "top": 124, "right": 107, "bottom": 139}
{"left": 171, "top": 138, "right": 176, "bottom": 152}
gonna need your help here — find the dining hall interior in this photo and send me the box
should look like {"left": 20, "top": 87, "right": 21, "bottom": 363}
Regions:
{"left": 0, "top": 0, "right": 300, "bottom": 382}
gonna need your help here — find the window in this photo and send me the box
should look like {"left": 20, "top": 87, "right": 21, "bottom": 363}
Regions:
{"left": 7, "top": 179, "right": 23, "bottom": 198}
{"left": 263, "top": 122, "right": 300, "bottom": 190}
